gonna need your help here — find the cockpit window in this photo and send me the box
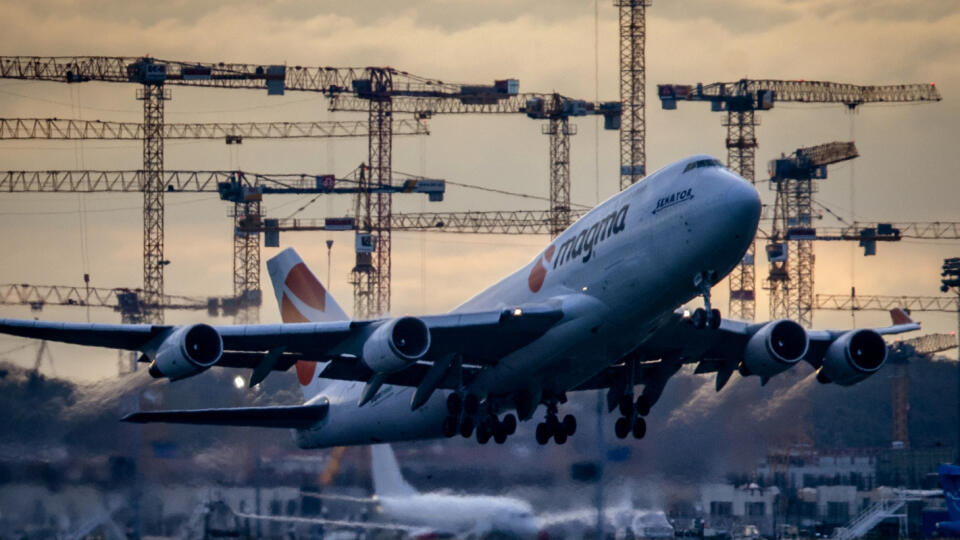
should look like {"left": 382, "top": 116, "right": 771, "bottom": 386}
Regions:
{"left": 683, "top": 159, "right": 724, "bottom": 173}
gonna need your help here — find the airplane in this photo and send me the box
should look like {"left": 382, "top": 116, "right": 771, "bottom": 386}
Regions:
{"left": 937, "top": 464, "right": 960, "bottom": 536}
{"left": 0, "top": 154, "right": 920, "bottom": 448}
{"left": 239, "top": 444, "right": 543, "bottom": 539}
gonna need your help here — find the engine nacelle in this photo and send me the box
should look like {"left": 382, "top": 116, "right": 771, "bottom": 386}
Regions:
{"left": 740, "top": 320, "right": 809, "bottom": 378}
{"left": 362, "top": 316, "right": 431, "bottom": 373}
{"left": 817, "top": 329, "right": 887, "bottom": 386}
{"left": 147, "top": 324, "right": 223, "bottom": 380}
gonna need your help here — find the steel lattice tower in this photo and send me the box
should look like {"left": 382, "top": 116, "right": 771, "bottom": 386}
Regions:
{"left": 351, "top": 164, "right": 374, "bottom": 318}
{"left": 617, "top": 0, "right": 651, "bottom": 189}
{"left": 233, "top": 200, "right": 262, "bottom": 323}
{"left": 786, "top": 179, "right": 814, "bottom": 327}
{"left": 371, "top": 69, "right": 393, "bottom": 318}
{"left": 546, "top": 116, "right": 573, "bottom": 237}
{"left": 725, "top": 109, "right": 758, "bottom": 320}
{"left": 138, "top": 83, "right": 168, "bottom": 325}
{"left": 767, "top": 178, "right": 816, "bottom": 327}
{"left": 351, "top": 68, "right": 394, "bottom": 319}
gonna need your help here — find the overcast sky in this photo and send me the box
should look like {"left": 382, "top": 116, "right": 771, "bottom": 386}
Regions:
{"left": 0, "top": 0, "right": 958, "bottom": 380}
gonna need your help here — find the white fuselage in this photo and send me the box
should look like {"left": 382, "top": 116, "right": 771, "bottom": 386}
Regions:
{"left": 377, "top": 492, "right": 542, "bottom": 538}
{"left": 294, "top": 155, "right": 762, "bottom": 448}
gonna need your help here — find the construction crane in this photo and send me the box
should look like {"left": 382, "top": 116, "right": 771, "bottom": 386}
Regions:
{"left": 252, "top": 210, "right": 592, "bottom": 238}
{"left": 1, "top": 56, "right": 579, "bottom": 321}
{"left": 0, "top": 282, "right": 227, "bottom": 374}
{"left": 0, "top": 169, "right": 444, "bottom": 323}
{"left": 765, "top": 142, "right": 859, "bottom": 327}
{"left": 888, "top": 333, "right": 958, "bottom": 449}
{"left": 616, "top": 0, "right": 652, "bottom": 188}
{"left": 0, "top": 282, "right": 223, "bottom": 316}
{"left": 0, "top": 115, "right": 430, "bottom": 324}
{"left": 330, "top": 92, "right": 618, "bottom": 237}
{"left": 814, "top": 293, "right": 959, "bottom": 313}
{"left": 329, "top": 91, "right": 620, "bottom": 316}
{"left": 0, "top": 55, "right": 520, "bottom": 322}
{"left": 657, "top": 79, "right": 942, "bottom": 321}
{"left": 0, "top": 117, "right": 429, "bottom": 141}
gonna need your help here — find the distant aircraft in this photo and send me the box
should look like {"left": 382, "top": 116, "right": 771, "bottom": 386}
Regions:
{"left": 236, "top": 444, "right": 544, "bottom": 539}
{"left": 937, "top": 464, "right": 960, "bottom": 536}
{"left": 0, "top": 155, "right": 920, "bottom": 447}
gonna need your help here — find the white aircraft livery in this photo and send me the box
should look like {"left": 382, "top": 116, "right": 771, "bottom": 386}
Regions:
{"left": 234, "top": 444, "right": 543, "bottom": 538}
{"left": 0, "top": 155, "right": 920, "bottom": 447}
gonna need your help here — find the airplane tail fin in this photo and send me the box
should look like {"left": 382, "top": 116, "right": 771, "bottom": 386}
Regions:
{"left": 266, "top": 248, "right": 350, "bottom": 398}
{"left": 940, "top": 465, "right": 960, "bottom": 520}
{"left": 267, "top": 247, "right": 350, "bottom": 323}
{"left": 370, "top": 444, "right": 416, "bottom": 498}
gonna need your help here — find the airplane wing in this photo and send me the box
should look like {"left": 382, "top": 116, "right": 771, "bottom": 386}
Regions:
{"left": 0, "top": 302, "right": 563, "bottom": 383}
{"left": 121, "top": 403, "right": 328, "bottom": 428}
{"left": 576, "top": 307, "right": 921, "bottom": 397}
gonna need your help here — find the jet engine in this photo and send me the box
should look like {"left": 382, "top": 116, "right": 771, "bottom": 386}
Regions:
{"left": 362, "top": 316, "right": 431, "bottom": 373}
{"left": 817, "top": 329, "right": 887, "bottom": 386}
{"left": 740, "top": 320, "right": 809, "bottom": 378}
{"left": 147, "top": 324, "right": 223, "bottom": 380}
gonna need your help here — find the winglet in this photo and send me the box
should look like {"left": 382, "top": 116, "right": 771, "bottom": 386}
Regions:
{"left": 890, "top": 308, "right": 913, "bottom": 326}
{"left": 873, "top": 307, "right": 921, "bottom": 336}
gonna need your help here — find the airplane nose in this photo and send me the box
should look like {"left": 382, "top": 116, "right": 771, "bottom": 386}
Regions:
{"left": 722, "top": 174, "right": 762, "bottom": 234}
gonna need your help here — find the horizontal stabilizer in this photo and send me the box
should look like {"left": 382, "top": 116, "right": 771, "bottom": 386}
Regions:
{"left": 121, "top": 403, "right": 328, "bottom": 428}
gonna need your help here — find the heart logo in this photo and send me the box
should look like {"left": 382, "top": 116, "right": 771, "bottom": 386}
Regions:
{"left": 528, "top": 245, "right": 555, "bottom": 293}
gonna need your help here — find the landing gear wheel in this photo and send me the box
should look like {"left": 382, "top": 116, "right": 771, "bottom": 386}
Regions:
{"left": 535, "top": 423, "right": 550, "bottom": 445}
{"left": 446, "top": 393, "right": 463, "bottom": 416}
{"left": 632, "top": 417, "right": 647, "bottom": 439}
{"left": 476, "top": 422, "right": 492, "bottom": 444}
{"left": 618, "top": 395, "right": 634, "bottom": 417}
{"left": 615, "top": 416, "right": 631, "bottom": 439}
{"left": 493, "top": 423, "right": 508, "bottom": 444}
{"left": 501, "top": 414, "right": 517, "bottom": 436}
{"left": 554, "top": 430, "right": 568, "bottom": 445}
{"left": 464, "top": 394, "right": 480, "bottom": 416}
{"left": 459, "top": 416, "right": 475, "bottom": 438}
{"left": 692, "top": 308, "right": 707, "bottom": 329}
{"left": 562, "top": 414, "right": 577, "bottom": 436}
{"left": 635, "top": 395, "right": 651, "bottom": 417}
{"left": 708, "top": 308, "right": 722, "bottom": 330}
{"left": 441, "top": 415, "right": 458, "bottom": 438}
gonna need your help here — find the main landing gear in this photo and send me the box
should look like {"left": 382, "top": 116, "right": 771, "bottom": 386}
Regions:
{"left": 441, "top": 392, "right": 517, "bottom": 445}
{"left": 690, "top": 270, "right": 721, "bottom": 330}
{"left": 535, "top": 400, "right": 576, "bottom": 445}
{"left": 614, "top": 393, "right": 647, "bottom": 440}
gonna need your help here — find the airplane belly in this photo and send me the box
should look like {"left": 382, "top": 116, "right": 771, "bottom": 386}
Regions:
{"left": 294, "top": 385, "right": 449, "bottom": 449}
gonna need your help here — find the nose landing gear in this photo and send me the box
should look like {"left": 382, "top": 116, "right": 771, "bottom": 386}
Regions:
{"left": 690, "top": 270, "right": 721, "bottom": 330}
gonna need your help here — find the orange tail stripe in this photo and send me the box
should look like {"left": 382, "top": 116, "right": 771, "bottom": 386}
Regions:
{"left": 284, "top": 263, "right": 327, "bottom": 312}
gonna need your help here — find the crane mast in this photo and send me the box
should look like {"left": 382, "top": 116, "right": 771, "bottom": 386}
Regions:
{"left": 616, "top": 0, "right": 651, "bottom": 189}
